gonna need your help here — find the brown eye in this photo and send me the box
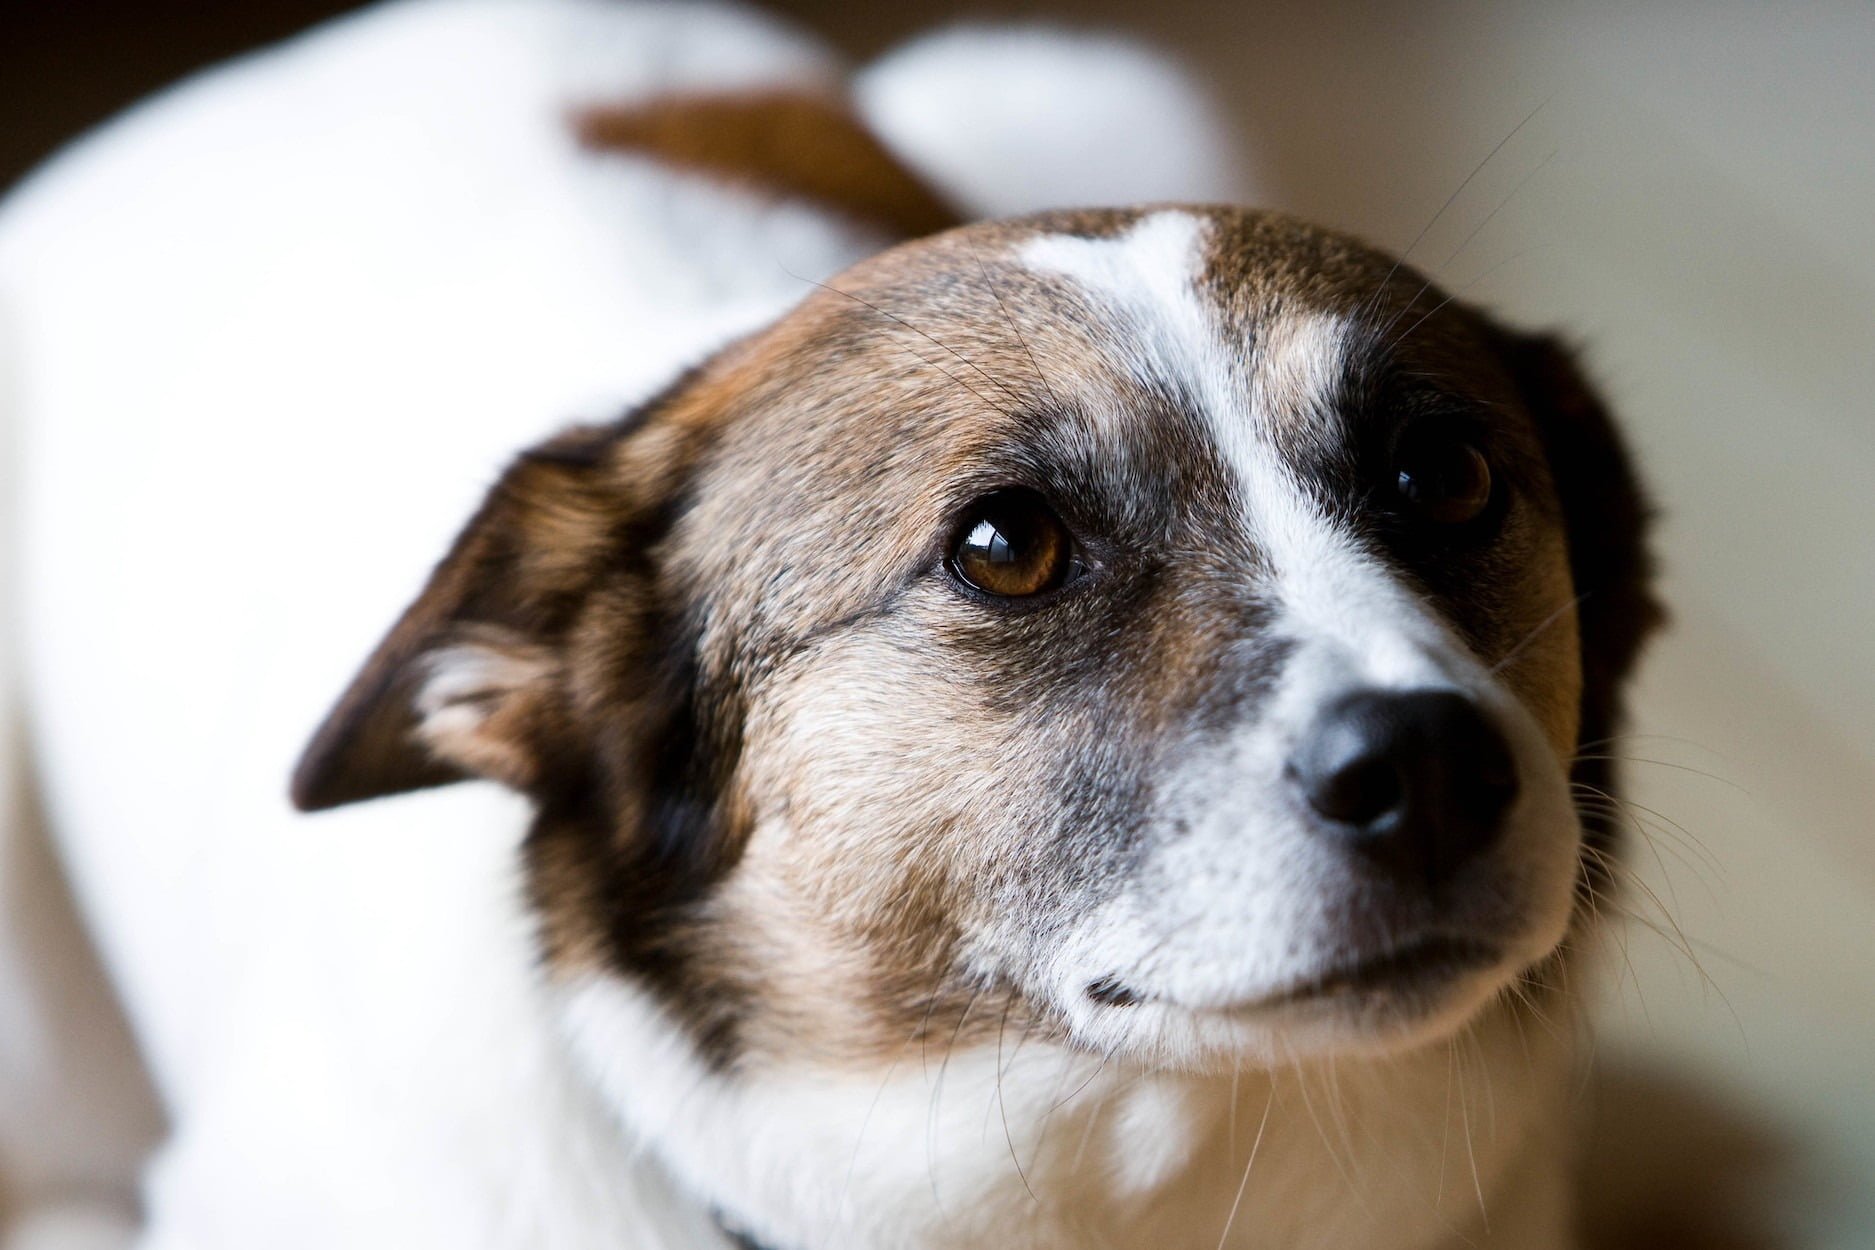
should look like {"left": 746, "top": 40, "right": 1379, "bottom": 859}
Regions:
{"left": 948, "top": 488, "right": 1079, "bottom": 599}
{"left": 1394, "top": 436, "right": 1494, "bottom": 526}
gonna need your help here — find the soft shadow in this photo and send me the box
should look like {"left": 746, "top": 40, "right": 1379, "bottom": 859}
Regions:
{"left": 1579, "top": 1061, "right": 1801, "bottom": 1250}
{"left": 0, "top": 730, "right": 166, "bottom": 1231}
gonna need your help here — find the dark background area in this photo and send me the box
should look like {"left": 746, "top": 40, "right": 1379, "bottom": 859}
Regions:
{"left": 1, "top": 2, "right": 369, "bottom": 191}
{"left": 0, "top": 1, "right": 943, "bottom": 191}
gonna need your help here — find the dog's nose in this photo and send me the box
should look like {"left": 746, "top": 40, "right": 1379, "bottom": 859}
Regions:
{"left": 1290, "top": 690, "right": 1519, "bottom": 886}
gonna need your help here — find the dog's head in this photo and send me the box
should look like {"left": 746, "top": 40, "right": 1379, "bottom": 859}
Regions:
{"left": 294, "top": 206, "right": 1657, "bottom": 1073}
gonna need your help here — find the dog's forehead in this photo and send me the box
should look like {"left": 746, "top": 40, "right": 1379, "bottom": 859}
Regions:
{"left": 1009, "top": 209, "right": 1367, "bottom": 449}
{"left": 670, "top": 206, "right": 1521, "bottom": 629}
{"left": 819, "top": 206, "right": 1422, "bottom": 455}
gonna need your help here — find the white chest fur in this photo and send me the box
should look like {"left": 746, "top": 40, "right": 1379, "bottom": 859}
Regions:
{"left": 560, "top": 974, "right": 1579, "bottom": 1250}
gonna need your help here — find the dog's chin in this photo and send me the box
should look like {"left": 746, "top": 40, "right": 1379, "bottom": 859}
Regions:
{"left": 1070, "top": 931, "right": 1564, "bottom": 1070}
{"left": 1188, "top": 950, "right": 1526, "bottom": 1064}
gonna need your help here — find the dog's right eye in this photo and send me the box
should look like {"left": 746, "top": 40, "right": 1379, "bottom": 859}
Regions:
{"left": 947, "top": 488, "right": 1081, "bottom": 600}
{"left": 1392, "top": 430, "right": 1495, "bottom": 528}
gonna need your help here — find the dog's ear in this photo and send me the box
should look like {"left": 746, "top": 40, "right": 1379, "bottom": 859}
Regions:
{"left": 289, "top": 412, "right": 693, "bottom": 813}
{"left": 1492, "top": 330, "right": 1665, "bottom": 751}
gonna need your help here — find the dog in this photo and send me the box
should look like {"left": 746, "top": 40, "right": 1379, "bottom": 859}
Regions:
{"left": 0, "top": 1, "right": 1658, "bottom": 1247}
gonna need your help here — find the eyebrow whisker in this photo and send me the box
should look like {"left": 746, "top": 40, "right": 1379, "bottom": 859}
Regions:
{"left": 882, "top": 338, "right": 1019, "bottom": 420}
{"left": 789, "top": 267, "right": 1027, "bottom": 413}
{"left": 1356, "top": 97, "right": 1550, "bottom": 333}
{"left": 1375, "top": 146, "right": 1557, "bottom": 345}
{"left": 974, "top": 246, "right": 1061, "bottom": 411}
{"left": 1391, "top": 245, "right": 1541, "bottom": 347}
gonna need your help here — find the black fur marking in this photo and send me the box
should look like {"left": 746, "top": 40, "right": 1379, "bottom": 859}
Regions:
{"left": 1489, "top": 330, "right": 1663, "bottom": 885}
{"left": 1085, "top": 975, "right": 1140, "bottom": 1007}
{"left": 525, "top": 487, "right": 760, "bottom": 1070}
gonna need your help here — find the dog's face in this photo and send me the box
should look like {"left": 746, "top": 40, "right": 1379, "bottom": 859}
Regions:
{"left": 295, "top": 207, "right": 1656, "bottom": 1076}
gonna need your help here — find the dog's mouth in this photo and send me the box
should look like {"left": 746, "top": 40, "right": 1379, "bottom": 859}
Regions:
{"left": 1087, "top": 935, "right": 1505, "bottom": 1016}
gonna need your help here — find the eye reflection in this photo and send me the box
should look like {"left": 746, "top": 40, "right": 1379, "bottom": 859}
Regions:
{"left": 948, "top": 488, "right": 1078, "bottom": 599}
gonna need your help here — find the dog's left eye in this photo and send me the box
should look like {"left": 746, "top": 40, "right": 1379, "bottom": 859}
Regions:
{"left": 1393, "top": 433, "right": 1494, "bottom": 527}
{"left": 947, "top": 488, "right": 1081, "bottom": 600}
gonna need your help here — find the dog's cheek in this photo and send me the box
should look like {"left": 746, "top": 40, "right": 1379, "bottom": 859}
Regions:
{"left": 726, "top": 621, "right": 1157, "bottom": 1057}
{"left": 1477, "top": 520, "right": 1585, "bottom": 764}
{"left": 716, "top": 637, "right": 1005, "bottom": 1055}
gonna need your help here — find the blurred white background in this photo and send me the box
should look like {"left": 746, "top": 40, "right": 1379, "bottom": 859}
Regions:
{"left": 3, "top": 2, "right": 1870, "bottom": 1246}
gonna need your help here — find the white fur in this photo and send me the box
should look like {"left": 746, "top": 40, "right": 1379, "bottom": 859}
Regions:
{"left": 560, "top": 973, "right": 1579, "bottom": 1250}
{"left": 854, "top": 26, "right": 1245, "bottom": 220}
{"left": 0, "top": 5, "right": 1576, "bottom": 1249}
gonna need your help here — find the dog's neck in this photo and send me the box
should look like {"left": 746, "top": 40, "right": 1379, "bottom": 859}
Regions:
{"left": 554, "top": 974, "right": 1580, "bottom": 1250}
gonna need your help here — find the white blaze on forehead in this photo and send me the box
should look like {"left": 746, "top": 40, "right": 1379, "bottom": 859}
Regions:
{"left": 1017, "top": 211, "right": 1235, "bottom": 490}
{"left": 1016, "top": 211, "right": 1341, "bottom": 535}
{"left": 1018, "top": 212, "right": 1433, "bottom": 675}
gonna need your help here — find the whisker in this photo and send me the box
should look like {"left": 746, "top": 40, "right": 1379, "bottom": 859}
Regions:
{"left": 1577, "top": 839, "right": 1751, "bottom": 1041}
{"left": 1584, "top": 785, "right": 1693, "bottom": 930}
{"left": 1505, "top": 979, "right": 1567, "bottom": 1047}
{"left": 925, "top": 981, "right": 988, "bottom": 1212}
{"left": 1388, "top": 243, "right": 1543, "bottom": 346}
{"left": 1440, "top": 147, "right": 1557, "bottom": 276}
{"left": 1227, "top": 1060, "right": 1242, "bottom": 1158}
{"left": 1214, "top": 1081, "right": 1276, "bottom": 1250}
{"left": 974, "top": 247, "right": 1060, "bottom": 411}
{"left": 1574, "top": 731, "right": 1741, "bottom": 769}
{"left": 1321, "top": 1057, "right": 1359, "bottom": 1177}
{"left": 1574, "top": 782, "right": 1722, "bottom": 860}
{"left": 1437, "top": 1041, "right": 1455, "bottom": 1208}
{"left": 1572, "top": 754, "right": 1749, "bottom": 794}
{"left": 1375, "top": 147, "right": 1557, "bottom": 344}
{"left": 916, "top": 968, "right": 949, "bottom": 1079}
{"left": 991, "top": 992, "right": 1038, "bottom": 1201}
{"left": 837, "top": 1029, "right": 918, "bottom": 1226}
{"left": 790, "top": 269, "right": 1028, "bottom": 413}
{"left": 1574, "top": 796, "right": 1722, "bottom": 884}
{"left": 1579, "top": 871, "right": 1652, "bottom": 1030}
{"left": 1456, "top": 1033, "right": 1489, "bottom": 1232}
{"left": 1607, "top": 797, "right": 1728, "bottom": 876}
{"left": 1048, "top": 1043, "right": 1115, "bottom": 1116}
{"left": 1294, "top": 1060, "right": 1370, "bottom": 1216}
{"left": 1489, "top": 593, "right": 1587, "bottom": 676}
{"left": 1575, "top": 780, "right": 1726, "bottom": 884}
{"left": 1356, "top": 96, "right": 1551, "bottom": 328}
{"left": 1024, "top": 1045, "right": 1084, "bottom": 1167}
{"left": 881, "top": 337, "right": 1011, "bottom": 419}
{"left": 1069, "top": 1054, "right": 1118, "bottom": 1173}
{"left": 1467, "top": 1026, "right": 1498, "bottom": 1145}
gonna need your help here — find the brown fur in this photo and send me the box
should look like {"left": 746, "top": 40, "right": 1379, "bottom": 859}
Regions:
{"left": 573, "top": 91, "right": 962, "bottom": 240}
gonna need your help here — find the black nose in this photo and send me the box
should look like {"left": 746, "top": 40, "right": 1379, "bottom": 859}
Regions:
{"left": 1290, "top": 691, "right": 1519, "bottom": 886}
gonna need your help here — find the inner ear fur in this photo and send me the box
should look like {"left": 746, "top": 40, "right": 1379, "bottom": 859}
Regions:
{"left": 1492, "top": 328, "right": 1665, "bottom": 770}
{"left": 290, "top": 419, "right": 682, "bottom": 812}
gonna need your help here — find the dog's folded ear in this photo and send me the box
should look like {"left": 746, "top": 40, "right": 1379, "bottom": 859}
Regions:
{"left": 1491, "top": 329, "right": 1665, "bottom": 750}
{"left": 290, "top": 414, "right": 690, "bottom": 813}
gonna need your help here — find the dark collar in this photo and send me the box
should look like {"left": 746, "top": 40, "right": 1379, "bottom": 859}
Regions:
{"left": 714, "top": 1209, "right": 782, "bottom": 1250}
